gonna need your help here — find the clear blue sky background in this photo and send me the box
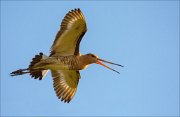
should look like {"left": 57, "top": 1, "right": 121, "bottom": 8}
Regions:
{"left": 1, "top": 1, "right": 179, "bottom": 116}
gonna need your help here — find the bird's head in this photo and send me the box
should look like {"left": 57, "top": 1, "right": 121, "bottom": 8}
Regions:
{"left": 82, "top": 53, "right": 124, "bottom": 74}
{"left": 85, "top": 53, "right": 99, "bottom": 63}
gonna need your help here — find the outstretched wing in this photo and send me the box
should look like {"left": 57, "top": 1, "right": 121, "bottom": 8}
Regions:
{"left": 50, "top": 8, "right": 87, "bottom": 56}
{"left": 51, "top": 70, "right": 80, "bottom": 103}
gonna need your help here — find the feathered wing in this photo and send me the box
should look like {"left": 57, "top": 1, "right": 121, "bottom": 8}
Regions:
{"left": 50, "top": 8, "right": 87, "bottom": 56}
{"left": 51, "top": 70, "right": 80, "bottom": 103}
{"left": 50, "top": 8, "right": 86, "bottom": 103}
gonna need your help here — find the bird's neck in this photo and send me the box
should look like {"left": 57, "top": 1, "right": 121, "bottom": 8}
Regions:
{"left": 77, "top": 55, "right": 91, "bottom": 70}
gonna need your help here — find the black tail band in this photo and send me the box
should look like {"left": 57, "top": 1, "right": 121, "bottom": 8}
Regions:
{"left": 10, "top": 52, "right": 44, "bottom": 80}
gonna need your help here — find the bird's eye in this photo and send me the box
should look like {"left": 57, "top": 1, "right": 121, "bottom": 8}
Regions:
{"left": 91, "top": 55, "right": 96, "bottom": 58}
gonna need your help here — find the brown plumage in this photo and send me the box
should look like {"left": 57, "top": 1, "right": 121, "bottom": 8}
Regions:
{"left": 10, "top": 8, "right": 123, "bottom": 103}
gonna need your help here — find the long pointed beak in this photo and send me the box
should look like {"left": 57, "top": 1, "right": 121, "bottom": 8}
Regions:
{"left": 98, "top": 58, "right": 124, "bottom": 67}
{"left": 96, "top": 58, "right": 123, "bottom": 74}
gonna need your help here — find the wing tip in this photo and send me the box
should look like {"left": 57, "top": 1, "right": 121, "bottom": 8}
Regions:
{"left": 57, "top": 89, "right": 76, "bottom": 103}
{"left": 71, "top": 8, "right": 81, "bottom": 12}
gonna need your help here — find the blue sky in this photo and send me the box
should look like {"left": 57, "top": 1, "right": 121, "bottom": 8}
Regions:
{"left": 1, "top": 1, "right": 179, "bottom": 116}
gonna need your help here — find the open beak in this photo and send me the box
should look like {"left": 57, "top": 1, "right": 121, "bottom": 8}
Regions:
{"left": 96, "top": 58, "right": 123, "bottom": 74}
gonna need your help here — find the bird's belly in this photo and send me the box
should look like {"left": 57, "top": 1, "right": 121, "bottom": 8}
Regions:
{"left": 44, "top": 63, "right": 69, "bottom": 70}
{"left": 46, "top": 63, "right": 89, "bottom": 71}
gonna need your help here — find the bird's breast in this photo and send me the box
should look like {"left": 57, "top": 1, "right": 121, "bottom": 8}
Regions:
{"left": 52, "top": 55, "right": 80, "bottom": 70}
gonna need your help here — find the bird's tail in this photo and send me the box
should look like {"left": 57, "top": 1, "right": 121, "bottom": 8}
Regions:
{"left": 10, "top": 52, "right": 49, "bottom": 80}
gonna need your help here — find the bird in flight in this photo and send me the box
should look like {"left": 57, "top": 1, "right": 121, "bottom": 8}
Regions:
{"left": 10, "top": 8, "right": 123, "bottom": 103}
